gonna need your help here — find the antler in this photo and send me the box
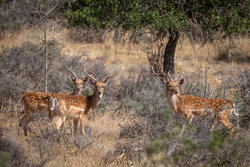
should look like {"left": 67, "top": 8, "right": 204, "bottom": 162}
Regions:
{"left": 103, "top": 73, "right": 116, "bottom": 83}
{"left": 65, "top": 65, "right": 77, "bottom": 79}
{"left": 175, "top": 73, "right": 183, "bottom": 81}
{"left": 167, "top": 72, "right": 174, "bottom": 81}
{"left": 151, "top": 67, "right": 161, "bottom": 77}
{"left": 82, "top": 69, "right": 94, "bottom": 81}
{"left": 83, "top": 68, "right": 97, "bottom": 82}
{"left": 151, "top": 67, "right": 170, "bottom": 81}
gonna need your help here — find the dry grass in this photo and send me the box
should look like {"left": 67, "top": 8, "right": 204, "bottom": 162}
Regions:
{"left": 0, "top": 67, "right": 249, "bottom": 166}
{"left": 1, "top": 24, "right": 248, "bottom": 85}
{"left": 0, "top": 24, "right": 249, "bottom": 167}
{"left": 1, "top": 110, "right": 137, "bottom": 167}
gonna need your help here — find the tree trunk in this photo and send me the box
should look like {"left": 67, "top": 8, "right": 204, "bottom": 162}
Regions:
{"left": 163, "top": 31, "right": 180, "bottom": 74}
{"left": 43, "top": 28, "right": 48, "bottom": 92}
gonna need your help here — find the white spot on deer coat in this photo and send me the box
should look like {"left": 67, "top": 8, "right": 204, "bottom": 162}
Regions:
{"left": 69, "top": 106, "right": 85, "bottom": 112}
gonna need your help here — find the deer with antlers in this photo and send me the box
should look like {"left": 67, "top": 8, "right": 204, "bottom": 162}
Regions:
{"left": 151, "top": 68, "right": 238, "bottom": 131}
{"left": 48, "top": 69, "right": 114, "bottom": 137}
{"left": 17, "top": 66, "right": 88, "bottom": 137}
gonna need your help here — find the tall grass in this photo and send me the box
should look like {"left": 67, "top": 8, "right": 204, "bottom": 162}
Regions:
{"left": 0, "top": 41, "right": 249, "bottom": 166}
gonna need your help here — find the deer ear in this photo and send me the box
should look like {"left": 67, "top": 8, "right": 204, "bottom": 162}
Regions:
{"left": 90, "top": 79, "right": 96, "bottom": 85}
{"left": 160, "top": 78, "right": 167, "bottom": 85}
{"left": 82, "top": 76, "right": 88, "bottom": 82}
{"left": 71, "top": 76, "right": 76, "bottom": 82}
{"left": 179, "top": 79, "right": 184, "bottom": 85}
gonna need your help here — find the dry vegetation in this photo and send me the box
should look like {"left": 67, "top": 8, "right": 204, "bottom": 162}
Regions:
{"left": 0, "top": 23, "right": 249, "bottom": 167}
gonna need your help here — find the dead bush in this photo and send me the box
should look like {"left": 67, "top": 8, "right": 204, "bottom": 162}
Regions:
{"left": 0, "top": 38, "right": 249, "bottom": 166}
{"left": 113, "top": 66, "right": 249, "bottom": 166}
{"left": 0, "top": 41, "right": 113, "bottom": 114}
{"left": 0, "top": 0, "right": 62, "bottom": 37}
{"left": 0, "top": 128, "right": 34, "bottom": 167}
{"left": 67, "top": 26, "right": 105, "bottom": 43}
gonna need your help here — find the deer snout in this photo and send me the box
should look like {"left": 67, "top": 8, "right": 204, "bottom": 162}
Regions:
{"left": 97, "top": 87, "right": 104, "bottom": 94}
{"left": 76, "top": 84, "right": 83, "bottom": 90}
{"left": 173, "top": 90, "right": 178, "bottom": 94}
{"left": 168, "top": 89, "right": 178, "bottom": 94}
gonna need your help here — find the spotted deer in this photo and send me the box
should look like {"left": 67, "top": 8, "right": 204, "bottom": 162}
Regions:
{"left": 48, "top": 69, "right": 114, "bottom": 137}
{"left": 151, "top": 68, "right": 238, "bottom": 131}
{"left": 17, "top": 66, "right": 88, "bottom": 137}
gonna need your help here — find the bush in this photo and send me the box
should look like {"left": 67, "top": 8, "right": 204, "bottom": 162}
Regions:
{"left": 0, "top": 0, "right": 64, "bottom": 37}
{"left": 0, "top": 40, "right": 249, "bottom": 166}
{"left": 114, "top": 66, "right": 250, "bottom": 166}
{"left": 0, "top": 40, "right": 112, "bottom": 114}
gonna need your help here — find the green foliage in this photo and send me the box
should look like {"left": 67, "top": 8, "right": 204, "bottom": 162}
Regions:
{"left": 183, "top": 139, "right": 201, "bottom": 151}
{"left": 0, "top": 0, "right": 12, "bottom": 4}
{"left": 0, "top": 151, "right": 11, "bottom": 167}
{"left": 208, "top": 130, "right": 229, "bottom": 153}
{"left": 63, "top": 0, "right": 249, "bottom": 35}
{"left": 82, "top": 88, "right": 93, "bottom": 96}
{"left": 192, "top": 0, "right": 249, "bottom": 34}
{"left": 146, "top": 140, "right": 161, "bottom": 156}
{"left": 162, "top": 109, "right": 173, "bottom": 121}
{"left": 63, "top": 0, "right": 188, "bottom": 32}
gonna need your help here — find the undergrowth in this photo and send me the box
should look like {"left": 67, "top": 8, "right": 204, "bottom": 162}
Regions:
{"left": 0, "top": 41, "right": 249, "bottom": 167}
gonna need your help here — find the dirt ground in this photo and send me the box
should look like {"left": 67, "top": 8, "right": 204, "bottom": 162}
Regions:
{"left": 0, "top": 26, "right": 249, "bottom": 166}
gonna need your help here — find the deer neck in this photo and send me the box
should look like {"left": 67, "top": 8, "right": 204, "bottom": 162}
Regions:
{"left": 87, "top": 90, "right": 103, "bottom": 111}
{"left": 71, "top": 88, "right": 80, "bottom": 95}
{"left": 166, "top": 91, "right": 181, "bottom": 111}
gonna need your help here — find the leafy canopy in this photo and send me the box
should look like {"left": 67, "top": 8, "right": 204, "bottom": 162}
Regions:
{"left": 63, "top": 0, "right": 249, "bottom": 34}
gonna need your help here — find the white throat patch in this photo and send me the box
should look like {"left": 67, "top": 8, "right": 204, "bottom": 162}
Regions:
{"left": 171, "top": 94, "right": 178, "bottom": 104}
{"left": 99, "top": 93, "right": 103, "bottom": 99}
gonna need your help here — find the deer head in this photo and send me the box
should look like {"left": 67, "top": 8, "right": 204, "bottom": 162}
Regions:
{"left": 166, "top": 79, "right": 184, "bottom": 94}
{"left": 83, "top": 69, "right": 114, "bottom": 96}
{"left": 65, "top": 65, "right": 88, "bottom": 94}
{"left": 151, "top": 67, "right": 184, "bottom": 95}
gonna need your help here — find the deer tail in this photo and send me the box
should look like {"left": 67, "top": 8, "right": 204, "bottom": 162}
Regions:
{"left": 232, "top": 103, "right": 239, "bottom": 117}
{"left": 21, "top": 95, "right": 25, "bottom": 103}
{"left": 21, "top": 95, "right": 27, "bottom": 115}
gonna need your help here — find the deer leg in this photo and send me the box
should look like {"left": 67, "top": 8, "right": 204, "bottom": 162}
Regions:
{"left": 54, "top": 101, "right": 67, "bottom": 131}
{"left": 54, "top": 116, "right": 66, "bottom": 130}
{"left": 49, "top": 109, "right": 55, "bottom": 122}
{"left": 183, "top": 111, "right": 192, "bottom": 123}
{"left": 80, "top": 116, "right": 86, "bottom": 134}
{"left": 23, "top": 114, "right": 34, "bottom": 136}
{"left": 48, "top": 98, "right": 54, "bottom": 121}
{"left": 66, "top": 120, "right": 72, "bottom": 133}
{"left": 18, "top": 113, "right": 34, "bottom": 137}
{"left": 217, "top": 111, "right": 234, "bottom": 131}
{"left": 61, "top": 116, "right": 66, "bottom": 129}
{"left": 180, "top": 111, "right": 191, "bottom": 137}
{"left": 17, "top": 122, "right": 22, "bottom": 137}
{"left": 18, "top": 117, "right": 24, "bottom": 137}
{"left": 225, "top": 119, "right": 234, "bottom": 131}
{"left": 73, "top": 119, "right": 78, "bottom": 137}
{"left": 180, "top": 123, "right": 186, "bottom": 137}
{"left": 189, "top": 114, "right": 194, "bottom": 124}
{"left": 209, "top": 121, "right": 216, "bottom": 132}
{"left": 208, "top": 115, "right": 217, "bottom": 132}
{"left": 217, "top": 118, "right": 232, "bottom": 129}
{"left": 55, "top": 118, "right": 62, "bottom": 130}
{"left": 49, "top": 98, "right": 59, "bottom": 122}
